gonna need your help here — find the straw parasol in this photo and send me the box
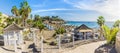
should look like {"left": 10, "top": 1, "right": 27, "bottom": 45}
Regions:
{"left": 75, "top": 24, "right": 93, "bottom": 39}
{"left": 76, "top": 24, "right": 93, "bottom": 32}
{"left": 4, "top": 23, "right": 23, "bottom": 32}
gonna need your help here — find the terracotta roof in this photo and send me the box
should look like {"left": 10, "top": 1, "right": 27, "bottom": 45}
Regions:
{"left": 4, "top": 23, "right": 23, "bottom": 31}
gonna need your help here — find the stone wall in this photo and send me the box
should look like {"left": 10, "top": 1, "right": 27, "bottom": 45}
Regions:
{"left": 115, "top": 32, "right": 120, "bottom": 53}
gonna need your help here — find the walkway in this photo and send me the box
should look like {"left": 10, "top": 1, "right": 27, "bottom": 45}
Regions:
{"left": 63, "top": 41, "right": 106, "bottom": 53}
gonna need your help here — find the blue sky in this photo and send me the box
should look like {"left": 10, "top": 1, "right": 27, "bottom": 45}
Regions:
{"left": 0, "top": 0, "right": 120, "bottom": 21}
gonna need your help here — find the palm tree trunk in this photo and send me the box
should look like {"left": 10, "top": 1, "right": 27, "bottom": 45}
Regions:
{"left": 22, "top": 18, "right": 25, "bottom": 27}
{"left": 100, "top": 26, "right": 104, "bottom": 40}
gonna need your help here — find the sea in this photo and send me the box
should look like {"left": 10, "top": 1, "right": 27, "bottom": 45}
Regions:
{"left": 65, "top": 21, "right": 114, "bottom": 28}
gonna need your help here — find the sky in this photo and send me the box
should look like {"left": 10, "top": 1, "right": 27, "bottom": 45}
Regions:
{"left": 0, "top": 0, "right": 120, "bottom": 21}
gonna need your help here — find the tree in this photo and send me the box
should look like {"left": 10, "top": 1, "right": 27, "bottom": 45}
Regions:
{"left": 34, "top": 15, "right": 41, "bottom": 21}
{"left": 113, "top": 20, "right": 120, "bottom": 28}
{"left": 11, "top": 6, "right": 20, "bottom": 16}
{"left": 14, "top": 17, "right": 22, "bottom": 25}
{"left": 51, "top": 16, "right": 64, "bottom": 21}
{"left": 97, "top": 16, "right": 105, "bottom": 26}
{"left": 5, "top": 18, "right": 14, "bottom": 26}
{"left": 41, "top": 16, "right": 51, "bottom": 21}
{"left": 33, "top": 21, "right": 45, "bottom": 32}
{"left": 0, "top": 12, "right": 2, "bottom": 16}
{"left": 102, "top": 25, "right": 119, "bottom": 44}
{"left": 19, "top": 1, "right": 31, "bottom": 27}
{"left": 11, "top": 6, "right": 23, "bottom": 26}
{"left": 27, "top": 19, "right": 33, "bottom": 27}
{"left": 97, "top": 16, "right": 105, "bottom": 39}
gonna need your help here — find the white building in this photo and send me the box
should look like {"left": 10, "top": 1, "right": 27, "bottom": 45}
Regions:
{"left": 3, "top": 23, "right": 23, "bottom": 46}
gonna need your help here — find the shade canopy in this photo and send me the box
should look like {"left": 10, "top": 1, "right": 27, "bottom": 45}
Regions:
{"left": 4, "top": 23, "right": 23, "bottom": 32}
{"left": 75, "top": 24, "right": 93, "bottom": 32}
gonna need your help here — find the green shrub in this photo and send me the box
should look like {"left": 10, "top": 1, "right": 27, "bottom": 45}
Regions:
{"left": 55, "top": 27, "right": 66, "bottom": 34}
{"left": 102, "top": 25, "right": 119, "bottom": 44}
{"left": 113, "top": 20, "right": 120, "bottom": 27}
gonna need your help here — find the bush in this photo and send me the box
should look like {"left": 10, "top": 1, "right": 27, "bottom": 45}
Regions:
{"left": 102, "top": 25, "right": 119, "bottom": 44}
{"left": 55, "top": 27, "right": 66, "bottom": 34}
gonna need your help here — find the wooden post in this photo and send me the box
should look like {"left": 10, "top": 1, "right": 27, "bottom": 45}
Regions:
{"left": 14, "top": 32, "right": 17, "bottom": 53}
{"left": 14, "top": 39, "right": 17, "bottom": 52}
{"left": 84, "top": 32, "right": 85, "bottom": 40}
{"left": 33, "top": 32, "right": 36, "bottom": 44}
{"left": 4, "top": 35, "right": 7, "bottom": 46}
{"left": 93, "top": 32, "right": 95, "bottom": 39}
{"left": 7, "top": 32, "right": 9, "bottom": 45}
{"left": 8, "top": 35, "right": 10, "bottom": 45}
{"left": 20, "top": 31, "right": 23, "bottom": 44}
{"left": 72, "top": 33, "right": 74, "bottom": 47}
{"left": 58, "top": 35, "right": 61, "bottom": 50}
{"left": 85, "top": 32, "right": 87, "bottom": 40}
{"left": 41, "top": 36, "right": 43, "bottom": 53}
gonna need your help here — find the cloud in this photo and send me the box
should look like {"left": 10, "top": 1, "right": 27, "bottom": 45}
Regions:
{"left": 32, "top": 8, "right": 76, "bottom": 13}
{"left": 64, "top": 0, "right": 120, "bottom": 17}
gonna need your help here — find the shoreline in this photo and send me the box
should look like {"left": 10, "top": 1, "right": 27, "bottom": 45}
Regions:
{"left": 64, "top": 21, "right": 114, "bottom": 28}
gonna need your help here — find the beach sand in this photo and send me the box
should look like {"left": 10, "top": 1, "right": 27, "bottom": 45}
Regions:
{"left": 63, "top": 41, "right": 106, "bottom": 53}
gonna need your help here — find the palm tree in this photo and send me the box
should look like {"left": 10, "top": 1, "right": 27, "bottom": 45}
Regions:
{"left": 34, "top": 15, "right": 41, "bottom": 21}
{"left": 97, "top": 16, "right": 105, "bottom": 26}
{"left": 11, "top": 6, "right": 20, "bottom": 16}
{"left": 27, "top": 19, "right": 33, "bottom": 27}
{"left": 113, "top": 20, "right": 120, "bottom": 28}
{"left": 102, "top": 25, "right": 119, "bottom": 44}
{"left": 97, "top": 16, "right": 105, "bottom": 39}
{"left": 11, "top": 6, "right": 22, "bottom": 25}
{"left": 33, "top": 21, "right": 44, "bottom": 31}
{"left": 5, "top": 18, "right": 14, "bottom": 26}
{"left": 13, "top": 17, "right": 22, "bottom": 25}
{"left": 19, "top": 1, "right": 31, "bottom": 27}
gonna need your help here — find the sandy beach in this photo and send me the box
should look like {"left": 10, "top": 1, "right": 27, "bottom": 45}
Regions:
{"left": 63, "top": 41, "right": 106, "bottom": 53}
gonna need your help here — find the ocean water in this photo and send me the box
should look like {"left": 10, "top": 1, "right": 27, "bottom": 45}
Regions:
{"left": 65, "top": 21, "right": 114, "bottom": 28}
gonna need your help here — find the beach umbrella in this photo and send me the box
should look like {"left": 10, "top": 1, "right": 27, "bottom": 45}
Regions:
{"left": 75, "top": 24, "right": 93, "bottom": 39}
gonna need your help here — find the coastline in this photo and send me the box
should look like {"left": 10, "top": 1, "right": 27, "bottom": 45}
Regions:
{"left": 64, "top": 21, "right": 114, "bottom": 28}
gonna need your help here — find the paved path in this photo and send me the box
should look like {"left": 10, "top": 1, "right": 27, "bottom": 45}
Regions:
{"left": 63, "top": 41, "right": 106, "bottom": 53}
